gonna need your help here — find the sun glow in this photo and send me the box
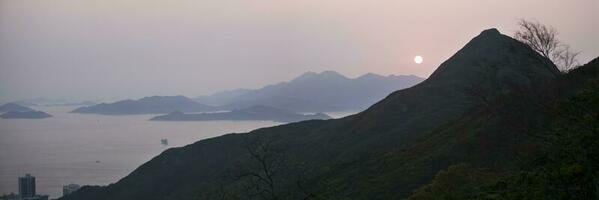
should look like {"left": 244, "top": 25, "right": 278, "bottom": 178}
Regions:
{"left": 414, "top": 56, "right": 423, "bottom": 64}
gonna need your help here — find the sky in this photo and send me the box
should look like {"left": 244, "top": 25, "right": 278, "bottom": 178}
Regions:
{"left": 0, "top": 0, "right": 597, "bottom": 103}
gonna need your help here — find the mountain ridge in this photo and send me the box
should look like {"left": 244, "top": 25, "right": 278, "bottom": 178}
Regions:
{"left": 71, "top": 95, "right": 217, "bottom": 115}
{"left": 62, "top": 28, "right": 580, "bottom": 200}
{"left": 201, "top": 71, "right": 424, "bottom": 112}
{"left": 0, "top": 103, "right": 35, "bottom": 113}
{"left": 0, "top": 110, "right": 52, "bottom": 119}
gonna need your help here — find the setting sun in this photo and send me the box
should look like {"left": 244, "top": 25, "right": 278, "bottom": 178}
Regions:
{"left": 414, "top": 56, "right": 423, "bottom": 64}
{"left": 0, "top": 1, "right": 594, "bottom": 199}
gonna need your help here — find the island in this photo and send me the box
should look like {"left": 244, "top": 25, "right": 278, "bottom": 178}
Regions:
{"left": 71, "top": 95, "right": 217, "bottom": 115}
{"left": 0, "top": 111, "right": 52, "bottom": 119}
{"left": 0, "top": 103, "right": 35, "bottom": 113}
{"left": 150, "top": 105, "right": 331, "bottom": 123}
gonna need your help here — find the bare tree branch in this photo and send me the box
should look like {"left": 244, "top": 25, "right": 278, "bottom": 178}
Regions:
{"left": 513, "top": 19, "right": 581, "bottom": 72}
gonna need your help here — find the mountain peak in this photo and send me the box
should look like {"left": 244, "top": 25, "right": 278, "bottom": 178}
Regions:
{"left": 291, "top": 70, "right": 348, "bottom": 82}
{"left": 363, "top": 28, "right": 562, "bottom": 131}
{"left": 138, "top": 95, "right": 190, "bottom": 102}
{"left": 320, "top": 70, "right": 344, "bottom": 77}
{"left": 71, "top": 95, "right": 216, "bottom": 115}
{"left": 480, "top": 28, "right": 500, "bottom": 36}
{"left": 0, "top": 103, "right": 35, "bottom": 112}
{"left": 296, "top": 71, "right": 318, "bottom": 78}
{"left": 357, "top": 73, "right": 385, "bottom": 80}
{"left": 425, "top": 28, "right": 559, "bottom": 90}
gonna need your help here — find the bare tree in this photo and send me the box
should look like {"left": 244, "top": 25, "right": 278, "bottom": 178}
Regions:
{"left": 514, "top": 19, "right": 560, "bottom": 59}
{"left": 203, "top": 134, "right": 327, "bottom": 200}
{"left": 553, "top": 45, "right": 581, "bottom": 72}
{"left": 514, "top": 19, "right": 580, "bottom": 72}
{"left": 234, "top": 134, "right": 322, "bottom": 200}
{"left": 235, "top": 134, "right": 286, "bottom": 200}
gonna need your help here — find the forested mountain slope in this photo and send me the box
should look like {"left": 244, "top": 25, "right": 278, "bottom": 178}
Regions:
{"left": 62, "top": 29, "right": 598, "bottom": 200}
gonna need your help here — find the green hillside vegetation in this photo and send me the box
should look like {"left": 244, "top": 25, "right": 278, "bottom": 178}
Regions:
{"left": 409, "top": 61, "right": 599, "bottom": 199}
{"left": 61, "top": 29, "right": 598, "bottom": 200}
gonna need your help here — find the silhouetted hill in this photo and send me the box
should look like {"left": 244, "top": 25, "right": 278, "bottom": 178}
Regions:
{"left": 0, "top": 111, "right": 52, "bottom": 119}
{"left": 151, "top": 105, "right": 331, "bottom": 123}
{"left": 405, "top": 56, "right": 599, "bottom": 199}
{"left": 195, "top": 71, "right": 423, "bottom": 112}
{"left": 12, "top": 98, "right": 96, "bottom": 107}
{"left": 0, "top": 103, "right": 35, "bottom": 113}
{"left": 193, "top": 89, "right": 252, "bottom": 106}
{"left": 62, "top": 29, "right": 596, "bottom": 200}
{"left": 71, "top": 96, "right": 217, "bottom": 115}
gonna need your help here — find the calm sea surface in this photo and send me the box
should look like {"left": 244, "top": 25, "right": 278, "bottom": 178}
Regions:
{"left": 0, "top": 106, "right": 356, "bottom": 199}
{"left": 0, "top": 106, "right": 281, "bottom": 198}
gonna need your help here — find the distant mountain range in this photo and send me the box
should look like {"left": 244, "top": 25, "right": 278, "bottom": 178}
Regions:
{"left": 0, "top": 103, "right": 52, "bottom": 119}
{"left": 0, "top": 111, "right": 52, "bottom": 119}
{"left": 12, "top": 98, "right": 96, "bottom": 107}
{"left": 195, "top": 71, "right": 424, "bottom": 112}
{"left": 62, "top": 29, "right": 599, "bottom": 200}
{"left": 71, "top": 96, "right": 217, "bottom": 115}
{"left": 72, "top": 72, "right": 423, "bottom": 115}
{"left": 0, "top": 103, "right": 35, "bottom": 113}
{"left": 151, "top": 105, "right": 331, "bottom": 123}
{"left": 193, "top": 89, "right": 252, "bottom": 106}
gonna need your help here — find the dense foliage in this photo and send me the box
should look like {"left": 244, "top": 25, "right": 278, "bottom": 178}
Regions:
{"left": 408, "top": 63, "right": 599, "bottom": 199}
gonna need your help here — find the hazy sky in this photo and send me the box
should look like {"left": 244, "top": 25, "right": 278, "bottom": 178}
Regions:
{"left": 1, "top": 0, "right": 597, "bottom": 103}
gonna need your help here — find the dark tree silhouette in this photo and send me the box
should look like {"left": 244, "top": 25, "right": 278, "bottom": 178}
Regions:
{"left": 554, "top": 45, "right": 581, "bottom": 72}
{"left": 201, "top": 134, "right": 321, "bottom": 200}
{"left": 514, "top": 19, "right": 580, "bottom": 72}
{"left": 237, "top": 134, "right": 286, "bottom": 200}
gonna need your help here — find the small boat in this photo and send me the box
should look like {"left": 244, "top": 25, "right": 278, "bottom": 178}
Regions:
{"left": 161, "top": 139, "right": 168, "bottom": 146}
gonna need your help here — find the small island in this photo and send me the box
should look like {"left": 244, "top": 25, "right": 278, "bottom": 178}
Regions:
{"left": 0, "top": 103, "right": 35, "bottom": 113}
{"left": 0, "top": 103, "right": 52, "bottom": 119}
{"left": 150, "top": 105, "right": 331, "bottom": 123}
{"left": 71, "top": 95, "right": 217, "bottom": 115}
{"left": 0, "top": 111, "right": 52, "bottom": 119}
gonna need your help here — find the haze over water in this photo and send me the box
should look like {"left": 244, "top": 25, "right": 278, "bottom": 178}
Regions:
{"left": 0, "top": 106, "right": 284, "bottom": 198}
{"left": 0, "top": 1, "right": 595, "bottom": 199}
{"left": 1, "top": 0, "right": 596, "bottom": 103}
